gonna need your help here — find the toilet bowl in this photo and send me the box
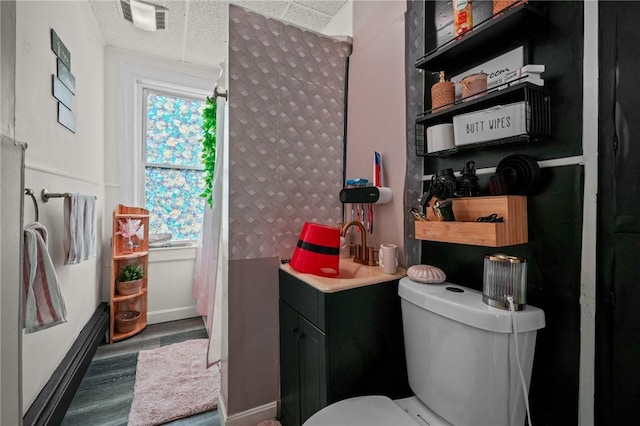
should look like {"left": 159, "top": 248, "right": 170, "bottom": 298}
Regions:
{"left": 303, "top": 277, "right": 545, "bottom": 426}
{"left": 304, "top": 395, "right": 450, "bottom": 426}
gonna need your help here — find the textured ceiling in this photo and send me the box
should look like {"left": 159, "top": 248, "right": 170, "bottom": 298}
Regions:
{"left": 89, "top": 0, "right": 350, "bottom": 69}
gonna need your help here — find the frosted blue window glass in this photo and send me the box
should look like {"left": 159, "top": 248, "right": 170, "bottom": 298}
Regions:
{"left": 145, "top": 167, "right": 205, "bottom": 240}
{"left": 144, "top": 90, "right": 206, "bottom": 240}
{"left": 146, "top": 93, "right": 205, "bottom": 167}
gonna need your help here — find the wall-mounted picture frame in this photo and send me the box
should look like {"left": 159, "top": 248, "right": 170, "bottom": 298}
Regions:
{"left": 58, "top": 103, "right": 76, "bottom": 133}
{"left": 57, "top": 59, "right": 75, "bottom": 94}
{"left": 52, "top": 75, "right": 73, "bottom": 110}
{"left": 50, "top": 29, "right": 70, "bottom": 69}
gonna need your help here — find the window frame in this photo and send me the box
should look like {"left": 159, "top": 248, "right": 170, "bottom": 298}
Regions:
{"left": 129, "top": 77, "right": 211, "bottom": 243}
{"left": 116, "top": 60, "right": 216, "bottom": 250}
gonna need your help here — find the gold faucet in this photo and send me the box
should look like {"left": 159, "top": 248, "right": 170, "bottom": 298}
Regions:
{"left": 340, "top": 221, "right": 377, "bottom": 266}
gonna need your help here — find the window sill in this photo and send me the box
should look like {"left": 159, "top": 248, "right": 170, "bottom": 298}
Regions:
{"left": 149, "top": 241, "right": 195, "bottom": 249}
{"left": 149, "top": 244, "right": 197, "bottom": 262}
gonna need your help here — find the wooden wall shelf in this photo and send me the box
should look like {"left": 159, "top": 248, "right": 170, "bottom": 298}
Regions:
{"left": 112, "top": 288, "right": 148, "bottom": 303}
{"left": 111, "top": 322, "right": 147, "bottom": 343}
{"left": 414, "top": 195, "right": 527, "bottom": 247}
{"left": 113, "top": 251, "right": 148, "bottom": 261}
{"left": 109, "top": 204, "right": 149, "bottom": 343}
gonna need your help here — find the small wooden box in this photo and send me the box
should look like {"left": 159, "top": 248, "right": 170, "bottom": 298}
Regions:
{"left": 414, "top": 195, "right": 527, "bottom": 247}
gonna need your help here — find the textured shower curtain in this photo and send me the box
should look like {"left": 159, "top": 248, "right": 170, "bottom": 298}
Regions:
{"left": 192, "top": 98, "right": 226, "bottom": 367}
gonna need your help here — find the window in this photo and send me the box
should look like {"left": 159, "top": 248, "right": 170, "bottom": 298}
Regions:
{"left": 143, "top": 89, "right": 207, "bottom": 241}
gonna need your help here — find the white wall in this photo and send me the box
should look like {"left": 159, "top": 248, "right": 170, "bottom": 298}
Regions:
{"left": 0, "top": 1, "right": 22, "bottom": 423}
{"left": 103, "top": 48, "right": 217, "bottom": 323}
{"left": 346, "top": 1, "right": 407, "bottom": 261}
{"left": 0, "top": 138, "right": 23, "bottom": 425}
{"left": 147, "top": 247, "right": 198, "bottom": 323}
{"left": 15, "top": 0, "right": 106, "bottom": 411}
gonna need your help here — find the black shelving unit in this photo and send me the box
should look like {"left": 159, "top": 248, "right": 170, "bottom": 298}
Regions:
{"left": 414, "top": 1, "right": 550, "bottom": 158}
{"left": 415, "top": 83, "right": 550, "bottom": 157}
{"left": 415, "top": 4, "right": 545, "bottom": 73}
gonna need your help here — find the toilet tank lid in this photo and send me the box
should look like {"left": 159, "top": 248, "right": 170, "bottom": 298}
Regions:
{"left": 398, "top": 277, "right": 545, "bottom": 333}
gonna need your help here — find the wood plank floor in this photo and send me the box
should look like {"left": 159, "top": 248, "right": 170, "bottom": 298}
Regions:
{"left": 62, "top": 317, "right": 221, "bottom": 426}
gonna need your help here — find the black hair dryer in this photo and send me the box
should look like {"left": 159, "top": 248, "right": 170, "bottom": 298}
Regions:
{"left": 418, "top": 168, "right": 459, "bottom": 216}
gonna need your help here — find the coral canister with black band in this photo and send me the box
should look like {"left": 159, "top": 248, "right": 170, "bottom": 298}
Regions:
{"left": 289, "top": 222, "right": 341, "bottom": 277}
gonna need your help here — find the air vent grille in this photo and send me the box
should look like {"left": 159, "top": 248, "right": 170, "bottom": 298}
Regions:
{"left": 121, "top": 0, "right": 133, "bottom": 22}
{"left": 120, "top": 0, "right": 168, "bottom": 30}
{"left": 156, "top": 9, "right": 166, "bottom": 30}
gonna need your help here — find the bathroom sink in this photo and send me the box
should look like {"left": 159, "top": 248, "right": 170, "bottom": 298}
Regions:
{"left": 327, "top": 259, "right": 375, "bottom": 279}
{"left": 281, "top": 258, "right": 406, "bottom": 293}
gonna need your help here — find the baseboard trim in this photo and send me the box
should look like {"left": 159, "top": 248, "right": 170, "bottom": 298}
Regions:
{"left": 23, "top": 302, "right": 109, "bottom": 426}
{"left": 147, "top": 305, "right": 198, "bottom": 324}
{"left": 218, "top": 393, "right": 278, "bottom": 426}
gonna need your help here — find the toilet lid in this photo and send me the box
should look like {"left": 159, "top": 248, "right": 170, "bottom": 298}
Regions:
{"left": 303, "top": 395, "right": 419, "bottom": 426}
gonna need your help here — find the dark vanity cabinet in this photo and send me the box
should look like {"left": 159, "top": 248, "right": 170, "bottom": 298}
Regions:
{"left": 278, "top": 269, "right": 411, "bottom": 426}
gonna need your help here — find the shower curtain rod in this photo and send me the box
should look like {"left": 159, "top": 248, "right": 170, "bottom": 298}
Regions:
{"left": 210, "top": 86, "right": 227, "bottom": 100}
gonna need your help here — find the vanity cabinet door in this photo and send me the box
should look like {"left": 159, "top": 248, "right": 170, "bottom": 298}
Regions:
{"left": 298, "top": 313, "right": 327, "bottom": 423}
{"left": 280, "top": 301, "right": 302, "bottom": 426}
{"left": 279, "top": 300, "right": 327, "bottom": 426}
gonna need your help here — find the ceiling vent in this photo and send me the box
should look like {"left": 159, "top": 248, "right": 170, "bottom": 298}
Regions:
{"left": 120, "top": 0, "right": 167, "bottom": 31}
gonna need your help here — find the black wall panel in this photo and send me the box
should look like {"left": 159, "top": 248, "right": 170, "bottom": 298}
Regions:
{"left": 421, "top": 165, "right": 583, "bottom": 426}
{"left": 597, "top": 2, "right": 640, "bottom": 424}
{"left": 417, "top": 2, "right": 585, "bottom": 424}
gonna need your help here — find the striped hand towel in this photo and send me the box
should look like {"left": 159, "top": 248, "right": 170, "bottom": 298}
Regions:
{"left": 23, "top": 222, "right": 68, "bottom": 333}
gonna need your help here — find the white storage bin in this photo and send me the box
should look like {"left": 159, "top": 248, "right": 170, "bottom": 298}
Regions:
{"left": 453, "top": 101, "right": 529, "bottom": 146}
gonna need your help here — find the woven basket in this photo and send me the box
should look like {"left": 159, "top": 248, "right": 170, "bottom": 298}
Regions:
{"left": 431, "top": 81, "right": 455, "bottom": 112}
{"left": 461, "top": 73, "right": 488, "bottom": 100}
{"left": 115, "top": 311, "right": 140, "bottom": 334}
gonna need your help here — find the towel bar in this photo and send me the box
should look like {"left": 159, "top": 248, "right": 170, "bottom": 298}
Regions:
{"left": 24, "top": 188, "right": 39, "bottom": 221}
{"left": 41, "top": 188, "right": 97, "bottom": 203}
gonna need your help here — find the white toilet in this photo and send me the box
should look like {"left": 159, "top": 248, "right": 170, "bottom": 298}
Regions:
{"left": 304, "top": 277, "right": 545, "bottom": 426}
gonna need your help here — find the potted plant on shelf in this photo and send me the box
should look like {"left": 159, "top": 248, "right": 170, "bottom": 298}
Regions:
{"left": 116, "top": 264, "right": 144, "bottom": 296}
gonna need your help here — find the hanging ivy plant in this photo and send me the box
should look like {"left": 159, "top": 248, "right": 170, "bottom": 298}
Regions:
{"left": 200, "top": 98, "right": 217, "bottom": 207}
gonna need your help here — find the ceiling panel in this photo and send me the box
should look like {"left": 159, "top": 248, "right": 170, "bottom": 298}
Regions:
{"left": 89, "top": 0, "right": 350, "bottom": 69}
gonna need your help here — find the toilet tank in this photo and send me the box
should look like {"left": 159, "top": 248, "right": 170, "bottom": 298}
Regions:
{"left": 398, "top": 277, "right": 545, "bottom": 426}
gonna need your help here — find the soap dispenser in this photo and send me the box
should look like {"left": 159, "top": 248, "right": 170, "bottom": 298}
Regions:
{"left": 431, "top": 71, "right": 455, "bottom": 112}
